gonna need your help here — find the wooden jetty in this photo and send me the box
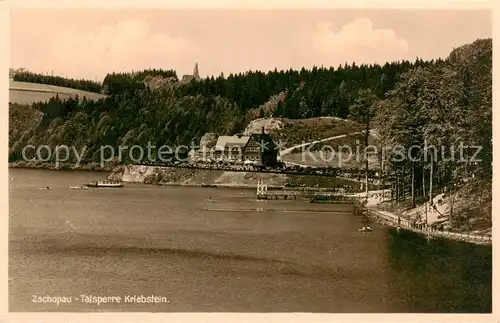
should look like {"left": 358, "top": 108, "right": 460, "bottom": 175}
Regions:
{"left": 310, "top": 193, "right": 358, "bottom": 204}
{"left": 256, "top": 180, "right": 358, "bottom": 202}
{"left": 256, "top": 180, "right": 297, "bottom": 199}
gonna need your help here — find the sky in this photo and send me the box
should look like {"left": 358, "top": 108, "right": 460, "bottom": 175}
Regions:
{"left": 10, "top": 9, "right": 492, "bottom": 81}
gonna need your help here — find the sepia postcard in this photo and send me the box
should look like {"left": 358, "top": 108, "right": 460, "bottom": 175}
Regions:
{"left": 3, "top": 0, "right": 496, "bottom": 322}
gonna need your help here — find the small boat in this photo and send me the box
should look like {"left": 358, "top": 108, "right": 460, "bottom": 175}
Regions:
{"left": 39, "top": 186, "right": 52, "bottom": 190}
{"left": 86, "top": 180, "right": 124, "bottom": 188}
{"left": 70, "top": 185, "right": 88, "bottom": 190}
{"left": 358, "top": 226, "right": 372, "bottom": 232}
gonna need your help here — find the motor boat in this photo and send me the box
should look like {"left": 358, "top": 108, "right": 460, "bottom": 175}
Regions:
{"left": 70, "top": 185, "right": 88, "bottom": 190}
{"left": 86, "top": 180, "right": 124, "bottom": 188}
{"left": 358, "top": 226, "right": 373, "bottom": 232}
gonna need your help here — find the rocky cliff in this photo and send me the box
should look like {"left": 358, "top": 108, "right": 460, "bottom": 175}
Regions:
{"left": 107, "top": 165, "right": 291, "bottom": 188}
{"left": 107, "top": 164, "right": 354, "bottom": 189}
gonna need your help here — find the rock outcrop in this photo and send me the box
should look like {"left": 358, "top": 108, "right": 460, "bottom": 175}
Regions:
{"left": 243, "top": 118, "right": 283, "bottom": 136}
{"left": 107, "top": 165, "right": 291, "bottom": 188}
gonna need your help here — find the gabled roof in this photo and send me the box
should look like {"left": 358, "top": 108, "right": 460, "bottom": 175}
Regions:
{"left": 214, "top": 135, "right": 250, "bottom": 151}
{"left": 243, "top": 133, "right": 277, "bottom": 152}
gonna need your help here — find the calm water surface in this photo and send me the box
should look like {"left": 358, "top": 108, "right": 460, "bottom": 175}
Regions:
{"left": 9, "top": 169, "right": 492, "bottom": 312}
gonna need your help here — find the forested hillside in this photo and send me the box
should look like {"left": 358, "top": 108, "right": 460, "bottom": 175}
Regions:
{"left": 9, "top": 57, "right": 440, "bottom": 161}
{"left": 376, "top": 38, "right": 492, "bottom": 230}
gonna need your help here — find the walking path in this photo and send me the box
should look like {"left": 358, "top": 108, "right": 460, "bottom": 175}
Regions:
{"left": 368, "top": 206, "right": 492, "bottom": 245}
{"left": 354, "top": 193, "right": 492, "bottom": 246}
{"left": 279, "top": 131, "right": 363, "bottom": 156}
{"left": 279, "top": 130, "right": 377, "bottom": 185}
{"left": 280, "top": 129, "right": 379, "bottom": 158}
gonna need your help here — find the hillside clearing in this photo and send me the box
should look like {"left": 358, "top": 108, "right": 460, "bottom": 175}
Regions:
{"left": 9, "top": 79, "right": 106, "bottom": 105}
{"left": 244, "top": 116, "right": 363, "bottom": 149}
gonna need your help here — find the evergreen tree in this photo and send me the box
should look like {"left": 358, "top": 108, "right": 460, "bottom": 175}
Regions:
{"left": 258, "top": 107, "right": 265, "bottom": 118}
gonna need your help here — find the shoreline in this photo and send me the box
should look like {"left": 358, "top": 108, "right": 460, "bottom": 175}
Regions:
{"left": 10, "top": 164, "right": 492, "bottom": 245}
{"left": 8, "top": 162, "right": 376, "bottom": 191}
{"left": 107, "top": 164, "right": 367, "bottom": 190}
{"left": 354, "top": 200, "right": 492, "bottom": 246}
{"left": 8, "top": 165, "right": 281, "bottom": 189}
{"left": 8, "top": 162, "right": 112, "bottom": 172}
{"left": 9, "top": 163, "right": 295, "bottom": 190}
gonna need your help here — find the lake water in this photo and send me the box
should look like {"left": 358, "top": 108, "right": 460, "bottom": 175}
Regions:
{"left": 8, "top": 168, "right": 492, "bottom": 312}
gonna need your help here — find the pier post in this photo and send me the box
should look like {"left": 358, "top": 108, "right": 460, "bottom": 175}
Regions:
{"left": 256, "top": 179, "right": 267, "bottom": 199}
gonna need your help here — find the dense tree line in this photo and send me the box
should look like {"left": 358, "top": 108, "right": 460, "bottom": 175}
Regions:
{"left": 179, "top": 58, "right": 436, "bottom": 119}
{"left": 102, "top": 68, "right": 178, "bottom": 95}
{"left": 13, "top": 71, "right": 102, "bottom": 93}
{"left": 10, "top": 57, "right": 438, "bottom": 164}
{"left": 13, "top": 60, "right": 438, "bottom": 120}
{"left": 9, "top": 86, "right": 244, "bottom": 164}
{"left": 12, "top": 68, "right": 179, "bottom": 95}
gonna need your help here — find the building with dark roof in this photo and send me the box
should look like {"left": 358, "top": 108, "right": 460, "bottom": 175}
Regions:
{"left": 199, "top": 127, "right": 278, "bottom": 167}
{"left": 242, "top": 128, "right": 278, "bottom": 167}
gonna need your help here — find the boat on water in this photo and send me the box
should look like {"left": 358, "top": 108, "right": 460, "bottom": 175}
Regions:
{"left": 70, "top": 185, "right": 88, "bottom": 190}
{"left": 39, "top": 186, "right": 52, "bottom": 190}
{"left": 358, "top": 226, "right": 372, "bottom": 232}
{"left": 86, "top": 180, "right": 124, "bottom": 188}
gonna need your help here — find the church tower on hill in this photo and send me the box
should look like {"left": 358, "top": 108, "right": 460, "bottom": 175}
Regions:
{"left": 181, "top": 63, "right": 201, "bottom": 83}
{"left": 193, "top": 63, "right": 200, "bottom": 80}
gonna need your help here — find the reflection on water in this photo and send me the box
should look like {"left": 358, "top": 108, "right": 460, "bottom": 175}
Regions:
{"left": 9, "top": 169, "right": 491, "bottom": 312}
{"left": 387, "top": 229, "right": 492, "bottom": 313}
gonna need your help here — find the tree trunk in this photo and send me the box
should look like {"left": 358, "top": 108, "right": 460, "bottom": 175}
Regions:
{"left": 379, "top": 144, "right": 384, "bottom": 193}
{"left": 465, "top": 154, "right": 468, "bottom": 179}
{"left": 411, "top": 162, "right": 416, "bottom": 208}
{"left": 423, "top": 166, "right": 427, "bottom": 227}
{"left": 449, "top": 184, "right": 455, "bottom": 225}
{"left": 396, "top": 176, "right": 399, "bottom": 204}
{"left": 429, "top": 156, "right": 434, "bottom": 205}
{"left": 402, "top": 165, "right": 406, "bottom": 203}
{"left": 391, "top": 181, "right": 394, "bottom": 207}
{"left": 365, "top": 122, "right": 369, "bottom": 200}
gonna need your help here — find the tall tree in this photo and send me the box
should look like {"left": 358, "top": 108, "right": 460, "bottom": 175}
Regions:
{"left": 348, "top": 88, "right": 378, "bottom": 199}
